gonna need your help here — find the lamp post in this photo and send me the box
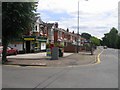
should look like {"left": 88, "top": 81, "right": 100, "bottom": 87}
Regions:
{"left": 77, "top": 0, "right": 88, "bottom": 53}
{"left": 77, "top": 1, "right": 79, "bottom": 53}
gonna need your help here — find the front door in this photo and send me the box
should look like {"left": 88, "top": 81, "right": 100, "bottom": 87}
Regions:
{"left": 26, "top": 41, "right": 30, "bottom": 53}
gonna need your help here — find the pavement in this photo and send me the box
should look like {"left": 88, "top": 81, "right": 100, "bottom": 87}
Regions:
{"left": 2, "top": 47, "right": 118, "bottom": 88}
{"left": 3, "top": 49, "right": 100, "bottom": 67}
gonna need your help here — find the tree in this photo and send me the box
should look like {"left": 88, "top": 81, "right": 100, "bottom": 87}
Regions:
{"left": 90, "top": 36, "right": 100, "bottom": 46}
{"left": 109, "top": 27, "right": 118, "bottom": 48}
{"left": 116, "top": 34, "right": 120, "bottom": 49}
{"left": 102, "top": 27, "right": 119, "bottom": 49}
{"left": 2, "top": 2, "right": 37, "bottom": 63}
{"left": 102, "top": 33, "right": 109, "bottom": 46}
{"left": 81, "top": 33, "right": 91, "bottom": 40}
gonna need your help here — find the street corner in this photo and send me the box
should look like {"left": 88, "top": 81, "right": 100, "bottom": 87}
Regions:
{"left": 2, "top": 50, "right": 103, "bottom": 68}
{"left": 63, "top": 53, "right": 74, "bottom": 57}
{"left": 2, "top": 59, "right": 47, "bottom": 67}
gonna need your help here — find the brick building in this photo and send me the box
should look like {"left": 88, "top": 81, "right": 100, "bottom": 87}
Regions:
{"left": 9, "top": 15, "right": 86, "bottom": 53}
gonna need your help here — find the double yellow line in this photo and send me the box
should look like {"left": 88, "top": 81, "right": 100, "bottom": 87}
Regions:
{"left": 95, "top": 49, "right": 104, "bottom": 64}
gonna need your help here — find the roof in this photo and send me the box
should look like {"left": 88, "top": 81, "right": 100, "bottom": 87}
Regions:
{"left": 33, "top": 16, "right": 45, "bottom": 24}
{"left": 46, "top": 23, "right": 54, "bottom": 29}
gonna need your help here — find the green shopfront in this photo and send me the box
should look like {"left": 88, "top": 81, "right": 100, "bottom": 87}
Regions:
{"left": 36, "top": 36, "right": 47, "bottom": 52}
{"left": 23, "top": 36, "right": 47, "bottom": 53}
{"left": 23, "top": 36, "right": 36, "bottom": 53}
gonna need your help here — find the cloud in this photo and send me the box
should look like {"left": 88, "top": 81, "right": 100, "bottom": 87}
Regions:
{"left": 37, "top": 0, "right": 119, "bottom": 39}
{"left": 38, "top": 0, "right": 119, "bottom": 14}
{"left": 37, "top": 10, "right": 74, "bottom": 22}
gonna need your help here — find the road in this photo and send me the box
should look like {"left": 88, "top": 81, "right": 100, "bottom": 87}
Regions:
{"left": 2, "top": 47, "right": 118, "bottom": 89}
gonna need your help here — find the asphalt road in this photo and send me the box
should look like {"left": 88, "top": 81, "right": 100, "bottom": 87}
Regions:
{"left": 2, "top": 47, "right": 118, "bottom": 88}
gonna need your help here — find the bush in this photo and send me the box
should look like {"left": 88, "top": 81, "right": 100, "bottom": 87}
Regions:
{"left": 46, "top": 43, "right": 50, "bottom": 48}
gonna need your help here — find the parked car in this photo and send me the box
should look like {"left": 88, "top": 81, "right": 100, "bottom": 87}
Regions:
{"left": 0, "top": 46, "right": 18, "bottom": 57}
{"left": 0, "top": 46, "right": 2, "bottom": 57}
{"left": 103, "top": 46, "right": 107, "bottom": 49}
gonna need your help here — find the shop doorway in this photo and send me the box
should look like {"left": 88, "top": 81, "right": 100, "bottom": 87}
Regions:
{"left": 26, "top": 41, "right": 30, "bottom": 53}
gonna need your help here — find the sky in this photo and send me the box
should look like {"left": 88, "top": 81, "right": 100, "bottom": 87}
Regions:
{"left": 37, "top": 0, "right": 119, "bottom": 39}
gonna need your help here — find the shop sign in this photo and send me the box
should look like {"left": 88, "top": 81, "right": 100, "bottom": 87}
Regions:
{"left": 24, "top": 38, "right": 35, "bottom": 41}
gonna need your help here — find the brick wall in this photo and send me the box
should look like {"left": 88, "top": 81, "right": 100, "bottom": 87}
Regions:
{"left": 54, "top": 31, "right": 58, "bottom": 42}
{"left": 64, "top": 44, "right": 77, "bottom": 53}
{"left": 64, "top": 44, "right": 86, "bottom": 53}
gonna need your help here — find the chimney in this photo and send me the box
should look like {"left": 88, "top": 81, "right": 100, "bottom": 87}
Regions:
{"left": 72, "top": 31, "right": 74, "bottom": 34}
{"left": 67, "top": 28, "right": 69, "bottom": 32}
{"left": 55, "top": 22, "right": 58, "bottom": 28}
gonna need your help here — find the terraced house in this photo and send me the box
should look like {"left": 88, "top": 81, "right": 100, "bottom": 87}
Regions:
{"left": 9, "top": 16, "right": 85, "bottom": 53}
{"left": 9, "top": 16, "right": 56, "bottom": 53}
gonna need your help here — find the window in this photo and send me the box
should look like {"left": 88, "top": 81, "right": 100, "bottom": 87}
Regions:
{"left": 35, "top": 43, "right": 38, "bottom": 47}
{"left": 35, "top": 26, "right": 37, "bottom": 31}
{"left": 42, "top": 43, "right": 45, "bottom": 46}
{"left": 58, "top": 31, "right": 62, "bottom": 38}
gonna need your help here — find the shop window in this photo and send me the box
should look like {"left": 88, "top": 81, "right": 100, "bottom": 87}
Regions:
{"left": 42, "top": 43, "right": 45, "bottom": 47}
{"left": 35, "top": 43, "right": 38, "bottom": 48}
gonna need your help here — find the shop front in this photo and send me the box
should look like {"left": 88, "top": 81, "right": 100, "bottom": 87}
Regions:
{"left": 36, "top": 36, "right": 47, "bottom": 52}
{"left": 23, "top": 36, "right": 36, "bottom": 53}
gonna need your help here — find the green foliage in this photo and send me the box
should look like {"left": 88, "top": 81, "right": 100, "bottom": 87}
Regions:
{"left": 102, "top": 27, "right": 119, "bottom": 49}
{"left": 46, "top": 43, "right": 50, "bottom": 48}
{"left": 54, "top": 43, "right": 64, "bottom": 48}
{"left": 90, "top": 36, "right": 100, "bottom": 46}
{"left": 2, "top": 2, "right": 37, "bottom": 63}
{"left": 54, "top": 43, "right": 59, "bottom": 47}
{"left": 84, "top": 43, "right": 91, "bottom": 51}
{"left": 81, "top": 33, "right": 91, "bottom": 40}
{"left": 116, "top": 34, "right": 120, "bottom": 49}
{"left": 2, "top": 2, "right": 37, "bottom": 41}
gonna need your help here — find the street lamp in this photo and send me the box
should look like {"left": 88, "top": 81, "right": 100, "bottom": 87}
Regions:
{"left": 77, "top": 1, "right": 79, "bottom": 53}
{"left": 76, "top": 0, "right": 88, "bottom": 53}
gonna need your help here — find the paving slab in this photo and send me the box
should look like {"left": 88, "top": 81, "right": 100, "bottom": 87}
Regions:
{"left": 3, "top": 50, "right": 100, "bottom": 67}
